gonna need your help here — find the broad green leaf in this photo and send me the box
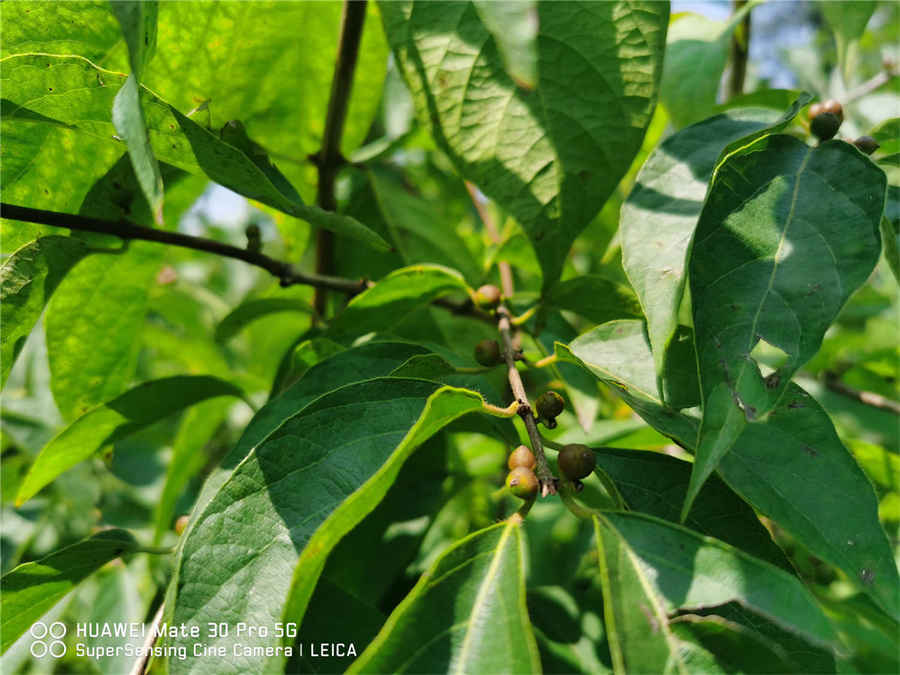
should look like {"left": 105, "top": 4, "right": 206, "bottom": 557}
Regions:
{"left": 329, "top": 265, "right": 471, "bottom": 337}
{"left": 1, "top": 54, "right": 390, "bottom": 251}
{"left": 870, "top": 118, "right": 900, "bottom": 157}
{"left": 715, "top": 382, "right": 900, "bottom": 621}
{"left": 166, "top": 379, "right": 486, "bottom": 674}
{"left": 686, "top": 135, "right": 886, "bottom": 517}
{"left": 594, "top": 447, "right": 790, "bottom": 570}
{"left": 0, "top": 529, "right": 137, "bottom": 654}
{"left": 621, "top": 98, "right": 810, "bottom": 381}
{"left": 0, "top": 237, "right": 87, "bottom": 387}
{"left": 558, "top": 321, "right": 899, "bottom": 617}
{"left": 596, "top": 513, "right": 841, "bottom": 652}
{"left": 882, "top": 186, "right": 900, "bottom": 284}
{"left": 214, "top": 298, "right": 314, "bottom": 343}
{"left": 658, "top": 4, "right": 758, "bottom": 128}
{"left": 381, "top": 0, "right": 668, "bottom": 288}
{"left": 0, "top": 2, "right": 120, "bottom": 61}
{"left": 545, "top": 275, "right": 642, "bottom": 326}
{"left": 348, "top": 519, "right": 540, "bottom": 674}
{"left": 592, "top": 515, "right": 690, "bottom": 674}
{"left": 369, "top": 169, "right": 480, "bottom": 283}
{"left": 111, "top": 1, "right": 164, "bottom": 219}
{"left": 16, "top": 376, "right": 242, "bottom": 505}
{"left": 270, "top": 336, "right": 346, "bottom": 396}
{"left": 820, "top": 1, "right": 876, "bottom": 85}
{"left": 556, "top": 320, "right": 700, "bottom": 447}
{"left": 472, "top": 1, "right": 538, "bottom": 89}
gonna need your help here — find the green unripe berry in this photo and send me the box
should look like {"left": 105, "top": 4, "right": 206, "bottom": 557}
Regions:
{"left": 508, "top": 444, "right": 536, "bottom": 471}
{"left": 506, "top": 466, "right": 539, "bottom": 499}
{"left": 558, "top": 444, "right": 596, "bottom": 480}
{"left": 474, "top": 284, "right": 502, "bottom": 310}
{"left": 535, "top": 391, "right": 564, "bottom": 420}
{"left": 810, "top": 112, "right": 841, "bottom": 142}
{"left": 474, "top": 339, "right": 502, "bottom": 366}
{"left": 853, "top": 136, "right": 879, "bottom": 155}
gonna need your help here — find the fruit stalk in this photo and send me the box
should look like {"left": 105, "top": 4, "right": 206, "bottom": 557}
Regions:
{"left": 497, "top": 306, "right": 556, "bottom": 496}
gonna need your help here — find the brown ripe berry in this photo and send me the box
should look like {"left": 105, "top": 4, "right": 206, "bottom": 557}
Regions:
{"left": 174, "top": 515, "right": 189, "bottom": 536}
{"left": 807, "top": 102, "right": 824, "bottom": 120}
{"left": 853, "top": 136, "right": 879, "bottom": 155}
{"left": 558, "top": 444, "right": 596, "bottom": 480}
{"left": 810, "top": 112, "right": 841, "bottom": 142}
{"left": 474, "top": 339, "right": 502, "bottom": 366}
{"left": 821, "top": 99, "right": 844, "bottom": 123}
{"left": 535, "top": 391, "right": 564, "bottom": 421}
{"left": 474, "top": 284, "right": 502, "bottom": 310}
{"left": 506, "top": 466, "right": 539, "bottom": 499}
{"left": 508, "top": 444, "right": 536, "bottom": 471}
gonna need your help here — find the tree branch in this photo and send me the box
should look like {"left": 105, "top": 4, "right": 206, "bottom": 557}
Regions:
{"left": 727, "top": 0, "right": 750, "bottom": 99}
{"left": 466, "top": 181, "right": 514, "bottom": 298}
{"left": 1, "top": 202, "right": 369, "bottom": 294}
{"left": 497, "top": 306, "right": 556, "bottom": 496}
{"left": 824, "top": 372, "right": 900, "bottom": 415}
{"left": 313, "top": 0, "right": 369, "bottom": 317}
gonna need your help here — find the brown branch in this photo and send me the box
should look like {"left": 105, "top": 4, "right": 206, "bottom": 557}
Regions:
{"left": 466, "top": 181, "right": 514, "bottom": 298}
{"left": 497, "top": 306, "right": 556, "bottom": 496}
{"left": 313, "top": 0, "right": 369, "bottom": 317}
{"left": 727, "top": 0, "right": 750, "bottom": 99}
{"left": 129, "top": 602, "right": 164, "bottom": 675}
{"left": 824, "top": 372, "right": 900, "bottom": 415}
{"left": 1, "top": 202, "right": 369, "bottom": 294}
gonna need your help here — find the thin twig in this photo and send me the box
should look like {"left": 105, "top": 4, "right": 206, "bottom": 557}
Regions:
{"left": 313, "top": 0, "right": 368, "bottom": 317}
{"left": 129, "top": 602, "right": 164, "bottom": 675}
{"left": 726, "top": 0, "right": 750, "bottom": 99}
{"left": 466, "top": 181, "right": 514, "bottom": 298}
{"left": 844, "top": 69, "right": 896, "bottom": 104}
{"left": 1, "top": 202, "right": 369, "bottom": 294}
{"left": 497, "top": 306, "right": 556, "bottom": 496}
{"left": 824, "top": 372, "right": 900, "bottom": 415}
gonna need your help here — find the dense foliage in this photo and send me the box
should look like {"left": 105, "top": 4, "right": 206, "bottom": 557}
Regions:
{"left": 1, "top": 1, "right": 898, "bottom": 674}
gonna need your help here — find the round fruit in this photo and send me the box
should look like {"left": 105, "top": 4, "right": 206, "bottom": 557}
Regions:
{"left": 174, "top": 515, "right": 189, "bottom": 536}
{"left": 474, "top": 284, "right": 502, "bottom": 309}
{"left": 535, "top": 391, "right": 564, "bottom": 420}
{"left": 508, "top": 444, "right": 536, "bottom": 471}
{"left": 474, "top": 339, "right": 502, "bottom": 366}
{"left": 810, "top": 112, "right": 841, "bottom": 142}
{"left": 853, "top": 136, "right": 879, "bottom": 155}
{"left": 506, "top": 467, "right": 539, "bottom": 499}
{"left": 558, "top": 444, "right": 596, "bottom": 480}
{"left": 807, "top": 102, "right": 824, "bottom": 119}
{"left": 821, "top": 99, "right": 844, "bottom": 123}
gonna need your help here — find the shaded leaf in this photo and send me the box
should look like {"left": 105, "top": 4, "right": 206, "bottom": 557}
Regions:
{"left": 166, "top": 379, "right": 487, "bottom": 674}
{"left": 0, "top": 237, "right": 87, "bottom": 388}
{"left": 329, "top": 265, "right": 471, "bottom": 337}
{"left": 820, "top": 1, "right": 876, "bottom": 85}
{"left": 348, "top": 519, "right": 539, "bottom": 674}
{"left": 686, "top": 135, "right": 886, "bottom": 516}
{"left": 0, "top": 529, "right": 137, "bottom": 654}
{"left": 214, "top": 298, "right": 314, "bottom": 343}
{"left": 381, "top": 0, "right": 668, "bottom": 288}
{"left": 545, "top": 275, "right": 642, "bottom": 325}
{"left": 16, "top": 376, "right": 243, "bottom": 505}
{"left": 621, "top": 98, "right": 810, "bottom": 380}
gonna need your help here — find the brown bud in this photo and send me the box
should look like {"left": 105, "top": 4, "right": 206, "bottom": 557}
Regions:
{"left": 474, "top": 284, "right": 502, "bottom": 310}
{"left": 474, "top": 339, "right": 502, "bottom": 366}
{"left": 508, "top": 444, "right": 536, "bottom": 471}
{"left": 853, "top": 136, "right": 879, "bottom": 155}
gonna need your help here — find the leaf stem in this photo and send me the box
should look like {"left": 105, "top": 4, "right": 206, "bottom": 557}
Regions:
{"left": 726, "top": 0, "right": 751, "bottom": 99}
{"left": 497, "top": 306, "right": 556, "bottom": 495}
{"left": 313, "top": 0, "right": 369, "bottom": 317}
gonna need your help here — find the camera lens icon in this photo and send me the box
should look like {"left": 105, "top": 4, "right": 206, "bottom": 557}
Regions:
{"left": 29, "top": 622, "right": 67, "bottom": 658}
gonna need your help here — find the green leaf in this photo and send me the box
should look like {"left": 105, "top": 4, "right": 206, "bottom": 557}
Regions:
{"left": 166, "top": 379, "right": 487, "bottom": 674}
{"left": 214, "top": 298, "right": 314, "bottom": 343}
{"left": 16, "top": 376, "right": 242, "bottom": 505}
{"left": 621, "top": 98, "right": 811, "bottom": 381}
{"left": 109, "top": 0, "right": 157, "bottom": 78}
{"left": 381, "top": 0, "right": 668, "bottom": 288}
{"left": 870, "top": 118, "right": 900, "bottom": 157}
{"left": 545, "top": 275, "right": 642, "bottom": 325}
{"left": 820, "top": 0, "right": 876, "bottom": 85}
{"left": 329, "top": 265, "right": 471, "bottom": 337}
{"left": 0, "top": 237, "right": 87, "bottom": 388}
{"left": 556, "top": 320, "right": 700, "bottom": 448}
{"left": 110, "top": 1, "right": 164, "bottom": 219}
{"left": 882, "top": 185, "right": 900, "bottom": 285}
{"left": 596, "top": 513, "right": 842, "bottom": 655}
{"left": 685, "top": 135, "right": 886, "bottom": 517}
{"left": 472, "top": 1, "right": 538, "bottom": 89}
{"left": 0, "top": 2, "right": 120, "bottom": 61}
{"left": 594, "top": 447, "right": 791, "bottom": 570}
{"left": 715, "top": 382, "right": 900, "bottom": 621}
{"left": 0, "top": 529, "right": 137, "bottom": 654}
{"left": 348, "top": 519, "right": 540, "bottom": 674}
